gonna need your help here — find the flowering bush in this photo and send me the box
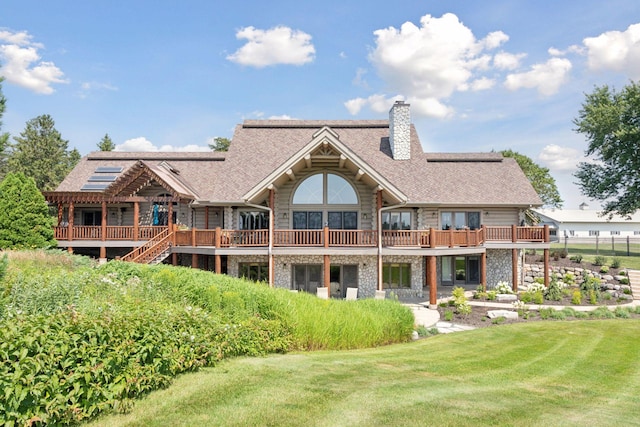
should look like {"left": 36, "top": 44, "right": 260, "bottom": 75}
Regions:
{"left": 494, "top": 281, "right": 513, "bottom": 294}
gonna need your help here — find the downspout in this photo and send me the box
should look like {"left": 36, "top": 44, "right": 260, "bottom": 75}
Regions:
{"left": 377, "top": 200, "right": 407, "bottom": 292}
{"left": 244, "top": 200, "right": 274, "bottom": 287}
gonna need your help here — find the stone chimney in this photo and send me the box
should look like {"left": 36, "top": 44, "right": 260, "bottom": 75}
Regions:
{"left": 389, "top": 100, "right": 411, "bottom": 160}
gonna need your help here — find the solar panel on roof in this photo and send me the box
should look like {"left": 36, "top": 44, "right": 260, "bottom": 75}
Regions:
{"left": 88, "top": 175, "right": 117, "bottom": 182}
{"left": 81, "top": 183, "right": 110, "bottom": 191}
{"left": 95, "top": 166, "right": 124, "bottom": 173}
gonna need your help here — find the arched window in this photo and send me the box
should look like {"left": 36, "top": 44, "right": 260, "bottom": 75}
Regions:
{"left": 292, "top": 173, "right": 358, "bottom": 205}
{"left": 291, "top": 173, "right": 359, "bottom": 230}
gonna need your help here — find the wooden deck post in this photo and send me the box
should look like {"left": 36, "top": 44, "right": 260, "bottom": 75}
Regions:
{"left": 324, "top": 254, "right": 330, "bottom": 295}
{"left": 101, "top": 201, "right": 107, "bottom": 242}
{"left": 428, "top": 255, "right": 437, "bottom": 307}
{"left": 133, "top": 202, "right": 139, "bottom": 241}
{"left": 214, "top": 226, "right": 222, "bottom": 274}
{"left": 544, "top": 225, "right": 550, "bottom": 287}
{"left": 192, "top": 254, "right": 198, "bottom": 268}
{"left": 57, "top": 203, "right": 63, "bottom": 226}
{"left": 191, "top": 227, "right": 196, "bottom": 246}
{"left": 67, "top": 202, "right": 74, "bottom": 241}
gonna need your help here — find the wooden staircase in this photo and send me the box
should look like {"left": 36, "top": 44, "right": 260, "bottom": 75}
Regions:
{"left": 626, "top": 269, "right": 640, "bottom": 300}
{"left": 121, "top": 228, "right": 173, "bottom": 264}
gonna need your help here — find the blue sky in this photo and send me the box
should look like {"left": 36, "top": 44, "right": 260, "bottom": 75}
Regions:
{"left": 2, "top": 0, "right": 640, "bottom": 209}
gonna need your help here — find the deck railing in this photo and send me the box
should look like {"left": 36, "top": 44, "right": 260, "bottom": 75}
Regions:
{"left": 55, "top": 225, "right": 548, "bottom": 248}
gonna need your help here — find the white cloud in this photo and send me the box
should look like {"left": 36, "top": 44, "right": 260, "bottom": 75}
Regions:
{"left": 0, "top": 29, "right": 67, "bottom": 94}
{"left": 226, "top": 25, "right": 315, "bottom": 68}
{"left": 504, "top": 57, "right": 572, "bottom": 96}
{"left": 493, "top": 51, "right": 526, "bottom": 70}
{"left": 115, "top": 137, "right": 210, "bottom": 152}
{"left": 348, "top": 13, "right": 515, "bottom": 117}
{"left": 538, "top": 144, "right": 582, "bottom": 172}
{"left": 267, "top": 114, "right": 295, "bottom": 120}
{"left": 583, "top": 23, "right": 640, "bottom": 78}
{"left": 77, "top": 81, "right": 118, "bottom": 98}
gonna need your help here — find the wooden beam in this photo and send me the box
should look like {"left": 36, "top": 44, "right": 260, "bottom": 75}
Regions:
{"left": 339, "top": 154, "right": 346, "bottom": 168}
{"left": 428, "top": 256, "right": 437, "bottom": 307}
{"left": 286, "top": 169, "right": 296, "bottom": 181}
{"left": 355, "top": 169, "right": 364, "bottom": 181}
{"left": 304, "top": 154, "right": 312, "bottom": 168}
{"left": 512, "top": 248, "right": 518, "bottom": 292}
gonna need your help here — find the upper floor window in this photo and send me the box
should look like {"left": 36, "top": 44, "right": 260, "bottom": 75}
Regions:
{"left": 589, "top": 230, "right": 599, "bottom": 236}
{"left": 611, "top": 230, "right": 620, "bottom": 236}
{"left": 382, "top": 211, "right": 411, "bottom": 230}
{"left": 239, "top": 211, "right": 269, "bottom": 230}
{"left": 293, "top": 173, "right": 358, "bottom": 205}
{"left": 441, "top": 211, "right": 480, "bottom": 230}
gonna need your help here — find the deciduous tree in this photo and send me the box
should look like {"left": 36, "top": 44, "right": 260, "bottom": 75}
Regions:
{"left": 8, "top": 114, "right": 79, "bottom": 191}
{"left": 574, "top": 81, "right": 640, "bottom": 217}
{"left": 209, "top": 137, "right": 230, "bottom": 152}
{"left": 500, "top": 149, "right": 563, "bottom": 208}
{"left": 0, "top": 172, "right": 56, "bottom": 249}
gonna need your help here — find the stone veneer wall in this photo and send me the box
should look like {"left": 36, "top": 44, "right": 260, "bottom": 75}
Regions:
{"left": 389, "top": 101, "right": 411, "bottom": 160}
{"left": 485, "top": 249, "right": 521, "bottom": 289}
{"left": 227, "top": 254, "right": 424, "bottom": 299}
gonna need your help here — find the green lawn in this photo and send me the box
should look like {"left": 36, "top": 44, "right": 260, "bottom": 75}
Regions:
{"left": 88, "top": 320, "right": 640, "bottom": 427}
{"left": 551, "top": 242, "right": 640, "bottom": 270}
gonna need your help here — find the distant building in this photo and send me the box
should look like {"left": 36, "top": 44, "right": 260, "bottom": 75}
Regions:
{"left": 534, "top": 203, "right": 640, "bottom": 241}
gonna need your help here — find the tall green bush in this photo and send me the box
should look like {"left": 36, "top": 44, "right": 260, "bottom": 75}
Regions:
{"left": 0, "top": 173, "right": 56, "bottom": 249}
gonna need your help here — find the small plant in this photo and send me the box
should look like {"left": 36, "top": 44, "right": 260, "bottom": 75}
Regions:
{"left": 611, "top": 257, "right": 621, "bottom": 269}
{"left": 416, "top": 325, "right": 439, "bottom": 337}
{"left": 444, "top": 310, "right": 454, "bottom": 321}
{"left": 593, "top": 255, "right": 607, "bottom": 266}
{"left": 620, "top": 277, "right": 629, "bottom": 285}
{"left": 532, "top": 291, "right": 544, "bottom": 305}
{"left": 539, "top": 308, "right": 554, "bottom": 320}
{"left": 544, "top": 275, "right": 565, "bottom": 301}
{"left": 563, "top": 272, "right": 575, "bottom": 285}
{"left": 571, "top": 289, "right": 582, "bottom": 305}
{"left": 487, "top": 290, "right": 497, "bottom": 301}
{"left": 600, "top": 265, "right": 609, "bottom": 274}
{"left": 491, "top": 316, "right": 506, "bottom": 325}
{"left": 613, "top": 307, "right": 631, "bottom": 318}
{"left": 589, "top": 289, "right": 598, "bottom": 305}
{"left": 570, "top": 254, "right": 583, "bottom": 263}
{"left": 452, "top": 286, "right": 471, "bottom": 316}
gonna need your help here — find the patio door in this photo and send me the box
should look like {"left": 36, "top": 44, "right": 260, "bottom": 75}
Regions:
{"left": 329, "top": 264, "right": 358, "bottom": 298}
{"left": 293, "top": 264, "right": 322, "bottom": 294}
{"left": 83, "top": 211, "right": 101, "bottom": 226}
{"left": 441, "top": 256, "right": 480, "bottom": 285}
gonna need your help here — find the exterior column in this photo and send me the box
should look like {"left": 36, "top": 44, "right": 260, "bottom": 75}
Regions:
{"left": 171, "top": 253, "right": 178, "bottom": 266}
{"left": 57, "top": 203, "right": 63, "bottom": 226}
{"left": 99, "top": 247, "right": 106, "bottom": 259}
{"left": 67, "top": 202, "right": 74, "bottom": 241}
{"left": 481, "top": 251, "right": 487, "bottom": 291}
{"left": 168, "top": 200, "right": 174, "bottom": 227}
{"left": 512, "top": 248, "right": 518, "bottom": 293}
{"left": 324, "top": 254, "right": 330, "bottom": 294}
{"left": 214, "top": 226, "right": 222, "bottom": 274}
{"left": 428, "top": 255, "right": 437, "bottom": 308}
{"left": 133, "top": 201, "right": 139, "bottom": 241}
{"left": 376, "top": 190, "right": 383, "bottom": 291}
{"left": 192, "top": 254, "right": 198, "bottom": 268}
{"left": 101, "top": 201, "right": 107, "bottom": 242}
{"left": 205, "top": 206, "right": 209, "bottom": 229}
{"left": 268, "top": 188, "right": 275, "bottom": 287}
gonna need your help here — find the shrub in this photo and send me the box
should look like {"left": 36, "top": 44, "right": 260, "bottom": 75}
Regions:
{"left": 613, "top": 307, "right": 631, "bottom": 318}
{"left": 571, "top": 289, "right": 582, "bottom": 305}
{"left": 611, "top": 257, "right": 621, "bottom": 269}
{"left": 539, "top": 308, "right": 554, "bottom": 320}
{"left": 570, "top": 254, "right": 583, "bottom": 263}
{"left": 593, "top": 255, "right": 607, "bottom": 266}
{"left": 494, "top": 281, "right": 513, "bottom": 294}
{"left": 444, "top": 310, "right": 454, "bottom": 321}
{"left": 452, "top": 286, "right": 471, "bottom": 316}
{"left": 563, "top": 272, "right": 575, "bottom": 285}
{"left": 532, "top": 291, "right": 544, "bottom": 305}
{"left": 600, "top": 265, "right": 609, "bottom": 274}
{"left": 544, "top": 276, "right": 565, "bottom": 301}
{"left": 589, "top": 289, "right": 598, "bottom": 305}
{"left": 486, "top": 290, "right": 497, "bottom": 301}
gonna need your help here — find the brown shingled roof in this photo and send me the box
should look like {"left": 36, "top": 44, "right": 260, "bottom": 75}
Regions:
{"left": 53, "top": 120, "right": 542, "bottom": 208}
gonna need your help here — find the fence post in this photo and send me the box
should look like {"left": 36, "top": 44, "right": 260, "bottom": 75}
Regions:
{"left": 628, "top": 235, "right": 630, "bottom": 257}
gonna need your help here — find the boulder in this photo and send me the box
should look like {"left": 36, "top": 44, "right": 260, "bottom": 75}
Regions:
{"left": 487, "top": 310, "right": 519, "bottom": 320}
{"left": 496, "top": 294, "right": 518, "bottom": 302}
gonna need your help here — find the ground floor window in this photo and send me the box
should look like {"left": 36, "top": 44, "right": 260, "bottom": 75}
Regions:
{"left": 382, "top": 263, "right": 411, "bottom": 288}
{"left": 239, "top": 262, "right": 268, "bottom": 282}
{"left": 292, "top": 264, "right": 322, "bottom": 294}
{"left": 329, "top": 264, "right": 358, "bottom": 298}
{"left": 441, "top": 256, "right": 480, "bottom": 285}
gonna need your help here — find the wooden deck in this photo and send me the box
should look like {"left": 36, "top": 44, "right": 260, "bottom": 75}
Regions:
{"left": 54, "top": 225, "right": 549, "bottom": 248}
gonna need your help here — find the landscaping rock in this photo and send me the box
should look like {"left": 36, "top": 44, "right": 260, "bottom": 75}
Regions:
{"left": 487, "top": 310, "right": 519, "bottom": 320}
{"left": 496, "top": 294, "right": 517, "bottom": 302}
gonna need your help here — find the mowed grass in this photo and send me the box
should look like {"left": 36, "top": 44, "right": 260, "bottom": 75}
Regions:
{"left": 551, "top": 242, "right": 640, "bottom": 270}
{"left": 88, "top": 320, "right": 640, "bottom": 427}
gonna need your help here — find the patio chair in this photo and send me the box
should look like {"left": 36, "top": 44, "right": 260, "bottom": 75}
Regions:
{"left": 345, "top": 287, "right": 358, "bottom": 300}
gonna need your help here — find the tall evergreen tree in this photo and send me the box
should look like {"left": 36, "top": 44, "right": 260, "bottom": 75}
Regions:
{"left": 9, "top": 114, "right": 79, "bottom": 191}
{"left": 0, "top": 77, "right": 9, "bottom": 180}
{"left": 97, "top": 133, "right": 115, "bottom": 151}
{"left": 0, "top": 172, "right": 56, "bottom": 249}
